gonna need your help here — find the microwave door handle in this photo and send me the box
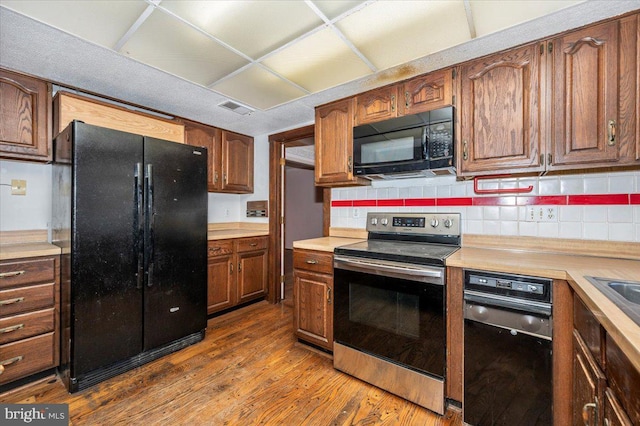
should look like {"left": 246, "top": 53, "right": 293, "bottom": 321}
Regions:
{"left": 423, "top": 127, "right": 428, "bottom": 160}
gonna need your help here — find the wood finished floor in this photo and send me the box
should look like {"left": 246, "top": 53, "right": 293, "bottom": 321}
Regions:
{"left": 1, "top": 301, "right": 460, "bottom": 425}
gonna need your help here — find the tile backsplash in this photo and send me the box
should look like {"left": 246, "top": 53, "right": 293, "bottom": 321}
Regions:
{"left": 331, "top": 170, "right": 640, "bottom": 242}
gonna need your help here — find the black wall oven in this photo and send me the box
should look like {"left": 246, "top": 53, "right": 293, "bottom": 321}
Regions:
{"left": 333, "top": 212, "right": 461, "bottom": 415}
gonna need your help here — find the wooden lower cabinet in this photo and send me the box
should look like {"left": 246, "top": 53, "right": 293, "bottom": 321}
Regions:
{"left": 293, "top": 249, "right": 333, "bottom": 351}
{"left": 207, "top": 236, "right": 268, "bottom": 315}
{"left": 0, "top": 255, "right": 59, "bottom": 386}
{"left": 573, "top": 294, "right": 639, "bottom": 426}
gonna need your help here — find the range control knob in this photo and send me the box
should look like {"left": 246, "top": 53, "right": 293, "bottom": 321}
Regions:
{"left": 444, "top": 218, "right": 453, "bottom": 228}
{"left": 380, "top": 218, "right": 389, "bottom": 226}
{"left": 430, "top": 218, "right": 439, "bottom": 228}
{"left": 371, "top": 217, "right": 378, "bottom": 226}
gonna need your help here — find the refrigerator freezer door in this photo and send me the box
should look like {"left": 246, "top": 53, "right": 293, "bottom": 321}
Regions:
{"left": 143, "top": 138, "right": 208, "bottom": 350}
{"left": 71, "top": 123, "right": 144, "bottom": 376}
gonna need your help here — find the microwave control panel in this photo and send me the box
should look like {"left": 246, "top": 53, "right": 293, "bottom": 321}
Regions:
{"left": 428, "top": 122, "right": 453, "bottom": 160}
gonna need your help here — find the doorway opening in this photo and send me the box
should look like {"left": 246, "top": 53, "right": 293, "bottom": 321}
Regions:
{"left": 268, "top": 125, "right": 330, "bottom": 305}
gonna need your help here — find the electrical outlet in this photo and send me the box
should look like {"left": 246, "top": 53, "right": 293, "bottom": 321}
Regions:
{"left": 353, "top": 208, "right": 359, "bottom": 218}
{"left": 525, "top": 206, "right": 558, "bottom": 222}
{"left": 11, "top": 179, "right": 27, "bottom": 196}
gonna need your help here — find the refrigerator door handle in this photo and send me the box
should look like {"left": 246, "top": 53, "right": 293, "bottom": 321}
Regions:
{"left": 145, "top": 163, "right": 155, "bottom": 287}
{"left": 135, "top": 163, "right": 144, "bottom": 289}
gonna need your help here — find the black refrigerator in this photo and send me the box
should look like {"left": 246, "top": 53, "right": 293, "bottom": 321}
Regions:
{"left": 52, "top": 121, "right": 208, "bottom": 392}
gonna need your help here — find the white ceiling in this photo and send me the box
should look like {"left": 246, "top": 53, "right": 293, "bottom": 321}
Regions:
{"left": 1, "top": 1, "right": 638, "bottom": 137}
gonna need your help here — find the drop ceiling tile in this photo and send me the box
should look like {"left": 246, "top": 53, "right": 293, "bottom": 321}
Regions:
{"left": 336, "top": 0, "right": 471, "bottom": 70}
{"left": 0, "top": 0, "right": 148, "bottom": 49}
{"left": 312, "top": 0, "right": 368, "bottom": 20}
{"left": 120, "top": 9, "right": 248, "bottom": 87}
{"left": 470, "top": 1, "right": 583, "bottom": 37}
{"left": 262, "top": 27, "right": 373, "bottom": 93}
{"left": 161, "top": 0, "right": 322, "bottom": 60}
{"left": 211, "top": 65, "right": 307, "bottom": 111}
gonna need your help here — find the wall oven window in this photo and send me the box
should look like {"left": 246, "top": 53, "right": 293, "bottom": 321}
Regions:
{"left": 334, "top": 260, "right": 445, "bottom": 378}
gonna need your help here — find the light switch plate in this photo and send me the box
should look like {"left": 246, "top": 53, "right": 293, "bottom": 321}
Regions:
{"left": 11, "top": 179, "right": 26, "bottom": 196}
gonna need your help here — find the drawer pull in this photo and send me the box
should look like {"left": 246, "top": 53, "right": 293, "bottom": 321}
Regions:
{"left": 0, "top": 297, "right": 25, "bottom": 306}
{"left": 305, "top": 259, "right": 318, "bottom": 265}
{"left": 0, "top": 270, "right": 26, "bottom": 279}
{"left": 0, "top": 355, "right": 24, "bottom": 371}
{"left": 209, "top": 246, "right": 221, "bottom": 252}
{"left": 250, "top": 243, "right": 258, "bottom": 247}
{"left": 0, "top": 324, "right": 24, "bottom": 334}
{"left": 582, "top": 401, "right": 597, "bottom": 426}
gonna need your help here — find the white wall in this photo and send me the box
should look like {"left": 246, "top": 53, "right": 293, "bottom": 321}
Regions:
{"left": 0, "top": 160, "right": 51, "bottom": 232}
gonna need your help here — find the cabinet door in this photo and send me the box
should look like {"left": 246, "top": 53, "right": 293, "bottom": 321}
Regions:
{"left": 221, "top": 130, "right": 254, "bottom": 193}
{"left": 604, "top": 388, "right": 633, "bottom": 426}
{"left": 399, "top": 68, "right": 453, "bottom": 115}
{"left": 185, "top": 122, "right": 222, "bottom": 192}
{"left": 315, "top": 98, "right": 358, "bottom": 186}
{"left": 459, "top": 43, "right": 544, "bottom": 175}
{"left": 355, "top": 85, "right": 399, "bottom": 125}
{"left": 236, "top": 249, "right": 267, "bottom": 304}
{"left": 207, "top": 253, "right": 235, "bottom": 314}
{"left": 550, "top": 21, "right": 619, "bottom": 168}
{"left": 0, "top": 69, "right": 51, "bottom": 162}
{"left": 574, "top": 330, "right": 606, "bottom": 426}
{"left": 293, "top": 269, "right": 333, "bottom": 350}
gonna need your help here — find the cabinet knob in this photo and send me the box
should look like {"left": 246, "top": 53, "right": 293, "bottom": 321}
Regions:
{"left": 608, "top": 119, "right": 616, "bottom": 146}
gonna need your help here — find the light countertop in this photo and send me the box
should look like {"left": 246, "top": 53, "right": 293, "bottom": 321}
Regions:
{"left": 0, "top": 242, "right": 61, "bottom": 261}
{"left": 292, "top": 236, "right": 365, "bottom": 252}
{"left": 208, "top": 229, "right": 269, "bottom": 240}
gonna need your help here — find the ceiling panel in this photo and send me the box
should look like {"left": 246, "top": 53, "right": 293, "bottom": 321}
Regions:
{"left": 0, "top": 0, "right": 147, "bottom": 49}
{"left": 211, "top": 65, "right": 308, "bottom": 110}
{"left": 336, "top": 0, "right": 471, "bottom": 70}
{"left": 262, "top": 27, "right": 373, "bottom": 93}
{"left": 313, "top": 0, "right": 369, "bottom": 20}
{"left": 161, "top": 0, "right": 323, "bottom": 60}
{"left": 120, "top": 8, "right": 249, "bottom": 87}
{"left": 470, "top": 1, "right": 582, "bottom": 37}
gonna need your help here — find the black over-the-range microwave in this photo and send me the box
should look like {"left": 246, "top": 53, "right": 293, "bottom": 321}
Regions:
{"left": 353, "top": 106, "right": 454, "bottom": 179}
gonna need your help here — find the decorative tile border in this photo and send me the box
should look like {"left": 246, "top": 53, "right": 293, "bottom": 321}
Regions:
{"left": 331, "top": 193, "right": 640, "bottom": 207}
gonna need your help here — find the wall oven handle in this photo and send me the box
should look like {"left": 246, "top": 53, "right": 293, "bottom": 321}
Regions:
{"left": 334, "top": 255, "right": 443, "bottom": 284}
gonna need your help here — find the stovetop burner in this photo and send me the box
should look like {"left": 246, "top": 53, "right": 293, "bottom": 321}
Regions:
{"left": 334, "top": 212, "right": 461, "bottom": 266}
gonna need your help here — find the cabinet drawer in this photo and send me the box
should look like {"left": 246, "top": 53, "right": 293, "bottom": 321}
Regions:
{"left": 0, "top": 257, "right": 55, "bottom": 289}
{"left": 0, "top": 308, "right": 55, "bottom": 345}
{"left": 0, "top": 332, "right": 56, "bottom": 384}
{"left": 294, "top": 250, "right": 333, "bottom": 275}
{"left": 0, "top": 283, "right": 55, "bottom": 317}
{"left": 208, "top": 241, "right": 234, "bottom": 257}
{"left": 236, "top": 237, "right": 268, "bottom": 253}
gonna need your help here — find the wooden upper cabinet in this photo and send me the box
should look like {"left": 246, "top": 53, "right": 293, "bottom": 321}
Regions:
{"left": 458, "top": 42, "right": 544, "bottom": 175}
{"left": 354, "top": 68, "right": 454, "bottom": 125}
{"left": 184, "top": 122, "right": 253, "bottom": 194}
{"left": 0, "top": 69, "right": 51, "bottom": 162}
{"left": 221, "top": 130, "right": 253, "bottom": 193}
{"left": 184, "top": 121, "right": 221, "bottom": 192}
{"left": 398, "top": 68, "right": 453, "bottom": 115}
{"left": 315, "top": 98, "right": 360, "bottom": 186}
{"left": 355, "top": 85, "right": 398, "bottom": 125}
{"left": 549, "top": 20, "right": 620, "bottom": 168}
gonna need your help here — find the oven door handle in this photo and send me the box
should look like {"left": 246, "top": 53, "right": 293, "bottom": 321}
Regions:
{"left": 334, "top": 255, "right": 443, "bottom": 284}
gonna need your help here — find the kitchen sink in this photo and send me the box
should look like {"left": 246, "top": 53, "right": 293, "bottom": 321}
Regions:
{"left": 585, "top": 276, "right": 640, "bottom": 327}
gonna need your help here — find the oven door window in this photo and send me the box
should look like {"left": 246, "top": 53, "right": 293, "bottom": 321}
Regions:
{"left": 334, "top": 267, "right": 445, "bottom": 378}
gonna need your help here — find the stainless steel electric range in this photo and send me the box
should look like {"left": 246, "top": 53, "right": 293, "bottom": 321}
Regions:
{"left": 333, "top": 212, "right": 461, "bottom": 415}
